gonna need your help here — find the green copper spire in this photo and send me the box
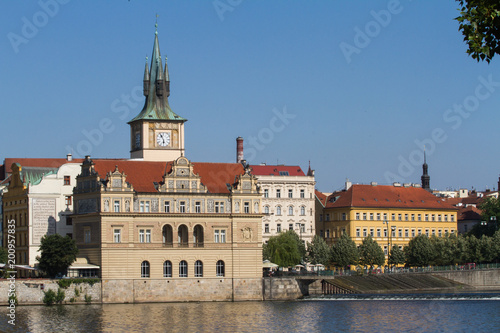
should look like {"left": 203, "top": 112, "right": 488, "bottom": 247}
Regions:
{"left": 129, "top": 27, "right": 186, "bottom": 123}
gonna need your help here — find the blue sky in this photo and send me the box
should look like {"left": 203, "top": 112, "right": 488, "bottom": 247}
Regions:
{"left": 2, "top": 0, "right": 500, "bottom": 193}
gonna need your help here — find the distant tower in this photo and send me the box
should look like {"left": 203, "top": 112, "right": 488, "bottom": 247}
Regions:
{"left": 236, "top": 137, "right": 244, "bottom": 163}
{"left": 497, "top": 175, "right": 500, "bottom": 193}
{"left": 421, "top": 151, "right": 430, "bottom": 191}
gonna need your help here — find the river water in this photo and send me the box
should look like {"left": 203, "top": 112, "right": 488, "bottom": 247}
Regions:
{"left": 1, "top": 293, "right": 499, "bottom": 333}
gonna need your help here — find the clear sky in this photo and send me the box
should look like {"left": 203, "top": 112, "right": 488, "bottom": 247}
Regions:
{"left": 2, "top": 0, "right": 500, "bottom": 193}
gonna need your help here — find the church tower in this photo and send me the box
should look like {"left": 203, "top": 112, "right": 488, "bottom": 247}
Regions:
{"left": 421, "top": 151, "right": 430, "bottom": 191}
{"left": 129, "top": 24, "right": 187, "bottom": 161}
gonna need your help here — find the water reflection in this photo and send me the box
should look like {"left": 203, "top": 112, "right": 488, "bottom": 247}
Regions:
{"left": 0, "top": 298, "right": 499, "bottom": 333}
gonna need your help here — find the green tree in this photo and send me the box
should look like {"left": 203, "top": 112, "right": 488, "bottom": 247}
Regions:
{"left": 358, "top": 235, "right": 385, "bottom": 268}
{"left": 404, "top": 235, "right": 435, "bottom": 267}
{"left": 37, "top": 234, "right": 78, "bottom": 278}
{"left": 0, "top": 247, "right": 8, "bottom": 264}
{"left": 388, "top": 245, "right": 406, "bottom": 268}
{"left": 331, "top": 233, "right": 358, "bottom": 269}
{"left": 470, "top": 196, "right": 500, "bottom": 237}
{"left": 456, "top": 0, "right": 500, "bottom": 62}
{"left": 263, "top": 230, "right": 302, "bottom": 267}
{"left": 307, "top": 235, "right": 331, "bottom": 266}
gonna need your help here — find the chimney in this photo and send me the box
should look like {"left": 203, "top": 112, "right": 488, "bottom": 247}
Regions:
{"left": 236, "top": 137, "right": 244, "bottom": 163}
{"left": 66, "top": 153, "right": 73, "bottom": 162}
{"left": 345, "top": 178, "right": 352, "bottom": 191}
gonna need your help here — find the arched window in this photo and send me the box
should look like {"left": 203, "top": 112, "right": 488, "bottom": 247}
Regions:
{"left": 216, "top": 260, "right": 225, "bottom": 277}
{"left": 178, "top": 225, "right": 188, "bottom": 247}
{"left": 141, "top": 261, "right": 150, "bottom": 278}
{"left": 179, "top": 260, "right": 188, "bottom": 277}
{"left": 264, "top": 206, "right": 269, "bottom": 214}
{"left": 300, "top": 206, "right": 305, "bottom": 216}
{"left": 288, "top": 206, "right": 293, "bottom": 216}
{"left": 163, "top": 260, "right": 172, "bottom": 278}
{"left": 195, "top": 260, "right": 203, "bottom": 277}
{"left": 276, "top": 206, "right": 281, "bottom": 216}
{"left": 163, "top": 225, "right": 173, "bottom": 247}
{"left": 193, "top": 225, "right": 204, "bottom": 248}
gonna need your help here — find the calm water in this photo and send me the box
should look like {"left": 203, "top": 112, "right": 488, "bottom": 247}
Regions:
{"left": 1, "top": 294, "right": 499, "bottom": 333}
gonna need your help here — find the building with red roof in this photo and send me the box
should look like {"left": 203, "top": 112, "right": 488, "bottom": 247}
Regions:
{"left": 317, "top": 181, "right": 458, "bottom": 261}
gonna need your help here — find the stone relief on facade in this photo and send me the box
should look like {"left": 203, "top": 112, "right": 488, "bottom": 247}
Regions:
{"left": 125, "top": 200, "right": 131, "bottom": 212}
{"left": 254, "top": 201, "right": 259, "bottom": 214}
{"left": 151, "top": 198, "right": 159, "bottom": 212}
{"left": 234, "top": 201, "right": 240, "bottom": 213}
{"left": 191, "top": 180, "right": 197, "bottom": 189}
{"left": 112, "top": 179, "right": 122, "bottom": 188}
{"left": 207, "top": 199, "right": 214, "bottom": 213}
{"left": 133, "top": 198, "right": 139, "bottom": 212}
{"left": 225, "top": 199, "right": 231, "bottom": 212}
{"left": 103, "top": 198, "right": 110, "bottom": 212}
{"left": 168, "top": 180, "right": 174, "bottom": 188}
{"left": 176, "top": 180, "right": 189, "bottom": 189}
{"left": 241, "top": 227, "right": 253, "bottom": 241}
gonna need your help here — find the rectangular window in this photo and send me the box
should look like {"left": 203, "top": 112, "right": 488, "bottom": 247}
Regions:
{"left": 405, "top": 229, "right": 409, "bottom": 237}
{"left": 65, "top": 196, "right": 72, "bottom": 206}
{"left": 363, "top": 229, "right": 367, "bottom": 237}
{"left": 405, "top": 214, "right": 408, "bottom": 221}
{"left": 145, "top": 201, "right": 150, "bottom": 212}
{"left": 139, "top": 229, "right": 145, "bottom": 243}
{"left": 370, "top": 228, "right": 374, "bottom": 237}
{"left": 326, "top": 229, "right": 330, "bottom": 238}
{"left": 140, "top": 201, "right": 150, "bottom": 213}
{"left": 425, "top": 214, "right": 429, "bottom": 221}
{"left": 140, "top": 201, "right": 144, "bottom": 212}
{"left": 264, "top": 189, "right": 269, "bottom": 198}
{"left": 276, "top": 189, "right": 281, "bottom": 198}
{"left": 418, "top": 229, "right": 422, "bottom": 235}
{"left": 391, "top": 213, "right": 396, "bottom": 221}
{"left": 431, "top": 229, "right": 436, "bottom": 236}
{"left": 418, "top": 214, "right": 422, "bottom": 221}
{"left": 384, "top": 228, "right": 387, "bottom": 237}
{"left": 451, "top": 215, "right": 455, "bottom": 222}
{"left": 377, "top": 229, "right": 381, "bottom": 237}
{"left": 384, "top": 245, "right": 388, "bottom": 256}
{"left": 265, "top": 224, "right": 269, "bottom": 233}
{"left": 114, "top": 200, "right": 120, "bottom": 212}
{"left": 398, "top": 214, "right": 402, "bottom": 221}
{"left": 145, "top": 229, "right": 151, "bottom": 243}
{"left": 438, "top": 229, "right": 442, "bottom": 237}
{"left": 383, "top": 213, "right": 388, "bottom": 220}
{"left": 370, "top": 213, "right": 374, "bottom": 220}
{"left": 326, "top": 214, "right": 330, "bottom": 221}
{"left": 300, "top": 189, "right": 305, "bottom": 198}
{"left": 288, "top": 189, "right": 293, "bottom": 198}
{"left": 277, "top": 224, "right": 281, "bottom": 233}
{"left": 215, "top": 202, "right": 225, "bottom": 213}
{"left": 363, "top": 213, "right": 367, "bottom": 220}
{"left": 114, "top": 229, "right": 121, "bottom": 243}
{"left": 398, "top": 229, "right": 403, "bottom": 237}
{"left": 66, "top": 217, "right": 72, "bottom": 226}
{"left": 300, "top": 224, "right": 305, "bottom": 233}
{"left": 356, "top": 213, "right": 360, "bottom": 220}
{"left": 195, "top": 201, "right": 201, "bottom": 213}
{"left": 412, "top": 229, "right": 416, "bottom": 237}
{"left": 289, "top": 224, "right": 293, "bottom": 231}
{"left": 376, "top": 213, "right": 381, "bottom": 220}
{"left": 244, "top": 202, "right": 250, "bottom": 213}
{"left": 438, "top": 215, "right": 442, "bottom": 222}
{"left": 342, "top": 213, "right": 346, "bottom": 221}
{"left": 319, "top": 214, "right": 323, "bottom": 222}
{"left": 220, "top": 230, "right": 226, "bottom": 243}
{"left": 214, "top": 230, "right": 219, "bottom": 243}
{"left": 444, "top": 215, "right": 448, "bottom": 221}
{"left": 411, "top": 214, "right": 415, "bottom": 221}
{"left": 84, "top": 229, "right": 91, "bottom": 244}
{"left": 164, "top": 201, "right": 170, "bottom": 213}
{"left": 180, "top": 201, "right": 186, "bottom": 213}
{"left": 356, "top": 228, "right": 360, "bottom": 237}
{"left": 432, "top": 214, "right": 436, "bottom": 221}
{"left": 64, "top": 175, "right": 71, "bottom": 185}
{"left": 425, "top": 229, "right": 429, "bottom": 236}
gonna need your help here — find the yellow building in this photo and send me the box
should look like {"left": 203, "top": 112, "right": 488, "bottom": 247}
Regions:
{"left": 318, "top": 182, "right": 458, "bottom": 258}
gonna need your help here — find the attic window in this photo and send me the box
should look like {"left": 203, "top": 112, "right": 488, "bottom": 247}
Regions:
{"left": 361, "top": 198, "right": 365, "bottom": 201}
{"left": 386, "top": 199, "right": 389, "bottom": 201}
{"left": 421, "top": 200, "right": 425, "bottom": 203}
{"left": 279, "top": 171, "right": 289, "bottom": 176}
{"left": 374, "top": 198, "right": 378, "bottom": 201}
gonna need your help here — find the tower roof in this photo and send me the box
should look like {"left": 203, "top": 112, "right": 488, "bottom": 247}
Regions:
{"left": 129, "top": 29, "right": 186, "bottom": 123}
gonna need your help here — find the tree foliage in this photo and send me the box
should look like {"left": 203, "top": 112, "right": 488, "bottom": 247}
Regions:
{"left": 388, "top": 245, "right": 406, "bottom": 267}
{"left": 358, "top": 235, "right": 385, "bottom": 268}
{"left": 37, "top": 234, "right": 78, "bottom": 278}
{"left": 470, "top": 196, "right": 500, "bottom": 237}
{"left": 404, "top": 235, "right": 435, "bottom": 267}
{"left": 456, "top": 0, "right": 500, "bottom": 63}
{"left": 331, "top": 233, "right": 358, "bottom": 269}
{"left": 307, "top": 235, "right": 331, "bottom": 266}
{"left": 0, "top": 247, "right": 8, "bottom": 264}
{"left": 263, "top": 230, "right": 302, "bottom": 267}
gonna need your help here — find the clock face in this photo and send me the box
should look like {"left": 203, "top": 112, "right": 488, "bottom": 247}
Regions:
{"left": 156, "top": 132, "right": 170, "bottom": 147}
{"left": 135, "top": 133, "right": 141, "bottom": 148}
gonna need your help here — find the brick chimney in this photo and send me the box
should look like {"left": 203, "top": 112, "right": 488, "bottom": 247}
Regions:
{"left": 236, "top": 137, "right": 244, "bottom": 163}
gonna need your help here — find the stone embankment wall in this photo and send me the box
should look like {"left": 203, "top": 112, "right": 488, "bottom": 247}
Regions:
{"left": 262, "top": 277, "right": 305, "bottom": 300}
{"left": 0, "top": 279, "right": 101, "bottom": 305}
{"left": 432, "top": 269, "right": 500, "bottom": 289}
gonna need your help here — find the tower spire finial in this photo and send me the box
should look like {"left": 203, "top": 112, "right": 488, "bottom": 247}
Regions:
{"left": 155, "top": 14, "right": 159, "bottom": 35}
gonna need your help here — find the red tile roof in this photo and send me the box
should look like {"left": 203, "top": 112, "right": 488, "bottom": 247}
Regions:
{"left": 92, "top": 160, "right": 245, "bottom": 193}
{"left": 325, "top": 184, "right": 457, "bottom": 210}
{"left": 458, "top": 206, "right": 482, "bottom": 221}
{"left": 3, "top": 158, "right": 85, "bottom": 171}
{"left": 315, "top": 190, "right": 327, "bottom": 207}
{"left": 250, "top": 165, "right": 305, "bottom": 176}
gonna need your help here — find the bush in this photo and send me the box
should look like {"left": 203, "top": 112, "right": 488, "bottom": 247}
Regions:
{"left": 43, "top": 289, "right": 56, "bottom": 306}
{"left": 56, "top": 278, "right": 100, "bottom": 289}
{"left": 8, "top": 293, "right": 18, "bottom": 306}
{"left": 55, "top": 288, "right": 65, "bottom": 304}
{"left": 69, "top": 297, "right": 76, "bottom": 303}
{"left": 74, "top": 287, "right": 80, "bottom": 297}
{"left": 84, "top": 294, "right": 92, "bottom": 304}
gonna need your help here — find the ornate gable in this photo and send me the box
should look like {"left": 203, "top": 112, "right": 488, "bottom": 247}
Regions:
{"left": 159, "top": 156, "right": 207, "bottom": 193}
